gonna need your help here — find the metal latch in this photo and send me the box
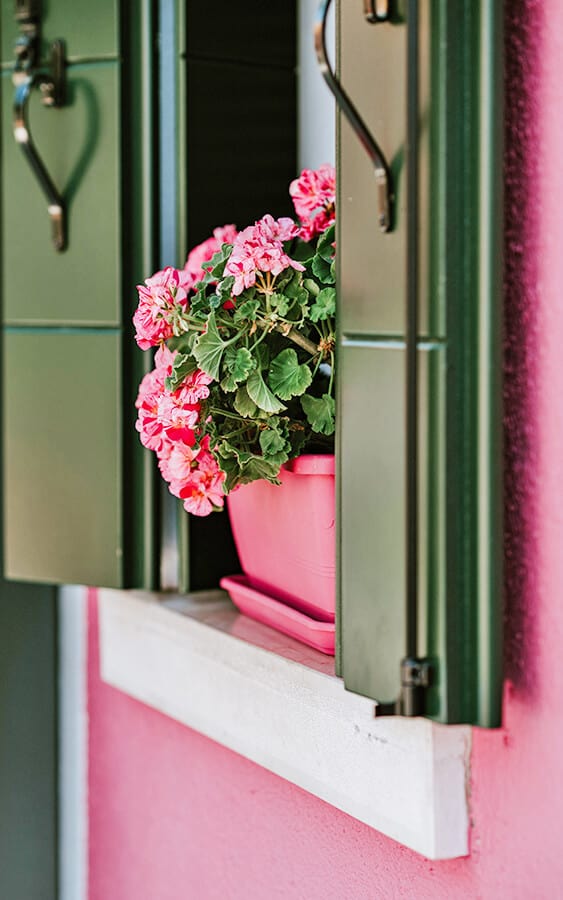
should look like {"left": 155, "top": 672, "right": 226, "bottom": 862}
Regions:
{"left": 374, "top": 658, "right": 433, "bottom": 718}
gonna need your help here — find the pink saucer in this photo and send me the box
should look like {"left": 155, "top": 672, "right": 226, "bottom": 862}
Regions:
{"left": 220, "top": 575, "right": 335, "bottom": 656}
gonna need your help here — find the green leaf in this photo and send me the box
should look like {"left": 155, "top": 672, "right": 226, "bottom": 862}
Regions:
{"left": 268, "top": 348, "right": 312, "bottom": 401}
{"left": 238, "top": 455, "right": 281, "bottom": 487}
{"left": 233, "top": 298, "right": 260, "bottom": 324}
{"left": 303, "top": 278, "right": 320, "bottom": 297}
{"left": 255, "top": 344, "right": 270, "bottom": 371}
{"left": 164, "top": 352, "right": 198, "bottom": 392}
{"left": 316, "top": 223, "right": 336, "bottom": 261}
{"left": 283, "top": 270, "right": 305, "bottom": 299}
{"left": 309, "top": 287, "right": 336, "bottom": 323}
{"left": 259, "top": 418, "right": 291, "bottom": 467}
{"left": 220, "top": 372, "right": 239, "bottom": 392}
{"left": 216, "top": 274, "right": 235, "bottom": 303}
{"left": 290, "top": 239, "right": 315, "bottom": 263}
{"left": 210, "top": 243, "right": 234, "bottom": 278}
{"left": 225, "top": 347, "right": 256, "bottom": 382}
{"left": 288, "top": 426, "right": 307, "bottom": 457}
{"left": 312, "top": 254, "right": 335, "bottom": 285}
{"left": 193, "top": 313, "right": 226, "bottom": 380}
{"left": 301, "top": 393, "right": 335, "bottom": 435}
{"left": 259, "top": 426, "right": 286, "bottom": 457}
{"left": 246, "top": 369, "right": 286, "bottom": 413}
{"left": 270, "top": 293, "right": 290, "bottom": 316}
{"left": 234, "top": 385, "right": 258, "bottom": 418}
{"left": 217, "top": 440, "right": 281, "bottom": 490}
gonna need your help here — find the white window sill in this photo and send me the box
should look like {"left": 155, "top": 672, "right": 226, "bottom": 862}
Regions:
{"left": 99, "top": 588, "right": 470, "bottom": 860}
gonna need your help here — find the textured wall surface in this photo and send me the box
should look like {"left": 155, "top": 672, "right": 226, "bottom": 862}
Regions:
{"left": 89, "top": 2, "right": 563, "bottom": 897}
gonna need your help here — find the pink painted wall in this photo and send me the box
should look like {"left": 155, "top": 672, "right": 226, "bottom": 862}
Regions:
{"left": 89, "top": 2, "right": 563, "bottom": 897}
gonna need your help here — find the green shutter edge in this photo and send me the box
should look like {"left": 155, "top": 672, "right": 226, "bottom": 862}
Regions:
{"left": 336, "top": 1, "right": 504, "bottom": 726}
{"left": 422, "top": 0, "right": 504, "bottom": 727}
{"left": 120, "top": 0, "right": 160, "bottom": 589}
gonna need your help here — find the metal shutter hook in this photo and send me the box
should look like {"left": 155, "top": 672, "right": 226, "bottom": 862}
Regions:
{"left": 13, "top": 66, "right": 66, "bottom": 253}
{"left": 314, "top": 0, "right": 393, "bottom": 233}
{"left": 12, "top": 4, "right": 67, "bottom": 253}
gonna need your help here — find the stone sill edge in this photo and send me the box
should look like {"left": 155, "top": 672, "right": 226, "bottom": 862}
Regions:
{"left": 98, "top": 587, "right": 471, "bottom": 861}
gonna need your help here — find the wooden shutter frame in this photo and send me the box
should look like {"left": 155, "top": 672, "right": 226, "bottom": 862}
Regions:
{"left": 336, "top": 0, "right": 504, "bottom": 726}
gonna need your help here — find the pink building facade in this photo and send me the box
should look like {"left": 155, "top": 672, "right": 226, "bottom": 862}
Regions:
{"left": 87, "top": 2, "right": 563, "bottom": 897}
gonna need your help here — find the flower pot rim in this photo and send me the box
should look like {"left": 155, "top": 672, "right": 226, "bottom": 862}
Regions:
{"left": 282, "top": 454, "right": 335, "bottom": 476}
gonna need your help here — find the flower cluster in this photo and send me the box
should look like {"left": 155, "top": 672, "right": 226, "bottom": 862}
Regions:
{"left": 224, "top": 215, "right": 305, "bottom": 296}
{"left": 133, "top": 267, "right": 191, "bottom": 350}
{"left": 290, "top": 163, "right": 336, "bottom": 242}
{"left": 135, "top": 343, "right": 225, "bottom": 515}
{"left": 134, "top": 166, "right": 337, "bottom": 516}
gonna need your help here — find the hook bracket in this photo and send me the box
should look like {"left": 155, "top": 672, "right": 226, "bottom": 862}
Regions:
{"left": 13, "top": 5, "right": 67, "bottom": 252}
{"left": 315, "top": 0, "right": 393, "bottom": 232}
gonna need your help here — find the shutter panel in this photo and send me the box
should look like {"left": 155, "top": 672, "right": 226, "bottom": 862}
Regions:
{"left": 1, "top": 0, "right": 158, "bottom": 587}
{"left": 337, "top": 0, "right": 503, "bottom": 725}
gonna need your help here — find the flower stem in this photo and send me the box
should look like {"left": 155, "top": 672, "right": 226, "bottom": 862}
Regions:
{"left": 273, "top": 323, "right": 318, "bottom": 356}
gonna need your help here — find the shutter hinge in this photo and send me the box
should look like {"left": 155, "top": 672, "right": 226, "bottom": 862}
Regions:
{"left": 374, "top": 657, "right": 433, "bottom": 718}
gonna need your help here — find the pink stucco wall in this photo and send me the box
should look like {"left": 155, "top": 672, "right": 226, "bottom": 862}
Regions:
{"left": 89, "top": 2, "right": 563, "bottom": 897}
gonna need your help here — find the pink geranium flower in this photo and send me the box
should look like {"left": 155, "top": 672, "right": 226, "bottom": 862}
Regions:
{"left": 289, "top": 164, "right": 336, "bottom": 241}
{"left": 179, "top": 451, "right": 226, "bottom": 516}
{"left": 179, "top": 368, "right": 213, "bottom": 404}
{"left": 183, "top": 224, "right": 238, "bottom": 290}
{"left": 135, "top": 346, "right": 177, "bottom": 450}
{"left": 156, "top": 392, "right": 200, "bottom": 444}
{"left": 133, "top": 267, "right": 191, "bottom": 349}
{"left": 159, "top": 441, "right": 200, "bottom": 494}
{"left": 224, "top": 215, "right": 305, "bottom": 296}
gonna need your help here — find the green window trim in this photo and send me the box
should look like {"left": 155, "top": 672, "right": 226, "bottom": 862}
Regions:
{"left": 337, "top": 0, "right": 503, "bottom": 726}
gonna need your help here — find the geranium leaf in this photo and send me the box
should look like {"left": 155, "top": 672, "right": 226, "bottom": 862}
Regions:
{"left": 300, "top": 393, "right": 335, "bottom": 435}
{"left": 165, "top": 352, "right": 198, "bottom": 391}
{"left": 255, "top": 344, "right": 270, "bottom": 371}
{"left": 303, "top": 278, "right": 320, "bottom": 297}
{"left": 283, "top": 270, "right": 305, "bottom": 298}
{"left": 247, "top": 369, "right": 286, "bottom": 413}
{"left": 238, "top": 455, "right": 281, "bottom": 486}
{"left": 316, "top": 224, "right": 336, "bottom": 261}
{"left": 217, "top": 440, "right": 281, "bottom": 490}
{"left": 233, "top": 298, "right": 260, "bottom": 324}
{"left": 210, "top": 244, "right": 234, "bottom": 278}
{"left": 216, "top": 274, "right": 235, "bottom": 302}
{"left": 234, "top": 385, "right": 258, "bottom": 418}
{"left": 312, "top": 254, "right": 335, "bottom": 285}
{"left": 268, "top": 348, "right": 312, "bottom": 401}
{"left": 270, "top": 293, "right": 289, "bottom": 316}
{"left": 193, "top": 313, "right": 226, "bottom": 380}
{"left": 260, "top": 432, "right": 286, "bottom": 456}
{"left": 259, "top": 427, "right": 287, "bottom": 457}
{"left": 220, "top": 372, "right": 239, "bottom": 392}
{"left": 309, "top": 287, "right": 336, "bottom": 323}
{"left": 225, "top": 346, "right": 256, "bottom": 382}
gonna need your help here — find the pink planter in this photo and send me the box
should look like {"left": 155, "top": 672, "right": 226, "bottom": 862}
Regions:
{"left": 220, "top": 455, "right": 336, "bottom": 654}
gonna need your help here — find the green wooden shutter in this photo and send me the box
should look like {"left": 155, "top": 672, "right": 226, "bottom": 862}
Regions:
{"left": 337, "top": 0, "right": 503, "bottom": 726}
{"left": 1, "top": 0, "right": 158, "bottom": 587}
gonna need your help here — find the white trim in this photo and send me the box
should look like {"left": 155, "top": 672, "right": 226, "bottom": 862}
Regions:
{"left": 99, "top": 588, "right": 470, "bottom": 860}
{"left": 58, "top": 585, "right": 88, "bottom": 900}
